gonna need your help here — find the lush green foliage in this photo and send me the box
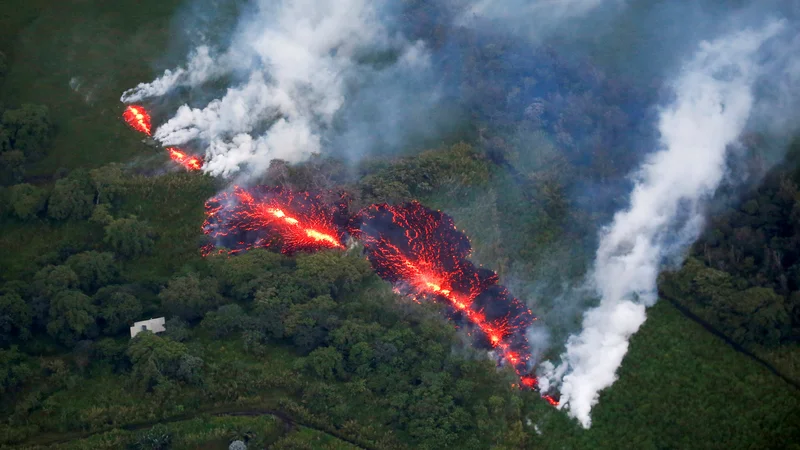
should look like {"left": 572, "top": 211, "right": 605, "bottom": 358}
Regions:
{"left": 0, "top": 1, "right": 798, "bottom": 449}
{"left": 661, "top": 142, "right": 800, "bottom": 382}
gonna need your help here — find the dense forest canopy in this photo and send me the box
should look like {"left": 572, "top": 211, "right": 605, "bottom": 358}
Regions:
{"left": 1, "top": 0, "right": 799, "bottom": 449}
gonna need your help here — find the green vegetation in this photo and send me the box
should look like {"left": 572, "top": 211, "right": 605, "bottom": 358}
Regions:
{"left": 0, "top": 1, "right": 798, "bottom": 449}
{"left": 661, "top": 139, "right": 800, "bottom": 383}
{"left": 19, "top": 414, "right": 359, "bottom": 450}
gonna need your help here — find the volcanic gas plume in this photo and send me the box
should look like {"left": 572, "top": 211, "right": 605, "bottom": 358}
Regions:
{"left": 349, "top": 202, "right": 537, "bottom": 380}
{"left": 123, "top": 106, "right": 203, "bottom": 171}
{"left": 202, "top": 186, "right": 347, "bottom": 256}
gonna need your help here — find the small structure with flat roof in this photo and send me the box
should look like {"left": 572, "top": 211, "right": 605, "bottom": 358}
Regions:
{"left": 130, "top": 317, "right": 166, "bottom": 338}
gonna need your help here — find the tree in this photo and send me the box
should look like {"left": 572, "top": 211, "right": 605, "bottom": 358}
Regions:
{"left": 89, "top": 163, "right": 126, "bottom": 204}
{"left": 0, "top": 292, "right": 32, "bottom": 344}
{"left": 0, "top": 347, "right": 32, "bottom": 395}
{"left": 65, "top": 251, "right": 118, "bottom": 292}
{"left": 241, "top": 329, "right": 269, "bottom": 356}
{"left": 95, "top": 287, "right": 142, "bottom": 335}
{"left": 330, "top": 320, "right": 383, "bottom": 352}
{"left": 162, "top": 317, "right": 190, "bottom": 342}
{"left": 127, "top": 333, "right": 203, "bottom": 391}
{"left": 302, "top": 346, "right": 344, "bottom": 380}
{"left": 207, "top": 248, "right": 291, "bottom": 301}
{"left": 159, "top": 273, "right": 222, "bottom": 321}
{"left": 7, "top": 183, "right": 46, "bottom": 219}
{"left": 252, "top": 288, "right": 294, "bottom": 339}
{"left": 104, "top": 216, "right": 155, "bottom": 258}
{"left": 714, "top": 287, "right": 790, "bottom": 346}
{"left": 294, "top": 251, "right": 372, "bottom": 297}
{"left": 89, "top": 203, "right": 114, "bottom": 225}
{"left": 347, "top": 341, "right": 375, "bottom": 376}
{"left": 93, "top": 337, "right": 130, "bottom": 372}
{"left": 283, "top": 295, "right": 339, "bottom": 353}
{"left": 31, "top": 265, "right": 79, "bottom": 299}
{"left": 46, "top": 289, "right": 97, "bottom": 345}
{"left": 0, "top": 150, "right": 25, "bottom": 185}
{"left": 1, "top": 104, "right": 52, "bottom": 158}
{"left": 201, "top": 304, "right": 246, "bottom": 338}
{"left": 47, "top": 171, "right": 94, "bottom": 220}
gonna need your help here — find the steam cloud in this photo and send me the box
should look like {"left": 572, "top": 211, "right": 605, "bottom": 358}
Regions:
{"left": 120, "top": 46, "right": 218, "bottom": 103}
{"left": 540, "top": 20, "right": 790, "bottom": 428}
{"left": 120, "top": 0, "right": 429, "bottom": 178}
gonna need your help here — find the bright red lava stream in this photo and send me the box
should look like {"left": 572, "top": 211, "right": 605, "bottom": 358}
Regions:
{"left": 202, "top": 193, "right": 556, "bottom": 400}
{"left": 202, "top": 186, "right": 346, "bottom": 256}
{"left": 122, "top": 105, "right": 204, "bottom": 171}
{"left": 123, "top": 106, "right": 559, "bottom": 403}
{"left": 167, "top": 147, "right": 204, "bottom": 171}
{"left": 348, "top": 202, "right": 537, "bottom": 380}
{"left": 123, "top": 105, "right": 152, "bottom": 136}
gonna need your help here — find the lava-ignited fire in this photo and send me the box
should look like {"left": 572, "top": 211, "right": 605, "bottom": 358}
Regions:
{"left": 203, "top": 186, "right": 346, "bottom": 255}
{"left": 168, "top": 147, "right": 204, "bottom": 171}
{"left": 123, "top": 105, "right": 152, "bottom": 136}
{"left": 349, "top": 202, "right": 537, "bottom": 379}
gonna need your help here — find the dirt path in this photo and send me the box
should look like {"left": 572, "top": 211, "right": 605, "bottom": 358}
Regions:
{"left": 16, "top": 406, "right": 372, "bottom": 450}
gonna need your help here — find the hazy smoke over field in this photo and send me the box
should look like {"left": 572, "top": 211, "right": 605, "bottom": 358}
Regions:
{"left": 121, "top": 0, "right": 431, "bottom": 178}
{"left": 540, "top": 19, "right": 794, "bottom": 428}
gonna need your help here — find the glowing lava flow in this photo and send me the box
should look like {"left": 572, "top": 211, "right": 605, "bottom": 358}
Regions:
{"left": 121, "top": 106, "right": 204, "bottom": 171}
{"left": 167, "top": 147, "right": 204, "bottom": 171}
{"left": 543, "top": 394, "right": 560, "bottom": 407}
{"left": 201, "top": 190, "right": 551, "bottom": 399}
{"left": 349, "top": 202, "right": 536, "bottom": 378}
{"left": 203, "top": 186, "right": 346, "bottom": 255}
{"left": 123, "top": 105, "right": 152, "bottom": 135}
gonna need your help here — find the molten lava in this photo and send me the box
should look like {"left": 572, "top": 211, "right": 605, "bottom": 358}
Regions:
{"left": 203, "top": 186, "right": 346, "bottom": 255}
{"left": 543, "top": 394, "right": 559, "bottom": 407}
{"left": 201, "top": 189, "right": 551, "bottom": 399}
{"left": 121, "top": 106, "right": 205, "bottom": 171}
{"left": 349, "top": 202, "right": 536, "bottom": 378}
{"left": 167, "top": 147, "right": 204, "bottom": 171}
{"left": 123, "top": 105, "right": 152, "bottom": 135}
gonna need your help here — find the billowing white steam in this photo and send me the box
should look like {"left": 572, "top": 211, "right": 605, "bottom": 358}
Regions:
{"left": 121, "top": 0, "right": 428, "bottom": 177}
{"left": 540, "top": 20, "right": 787, "bottom": 428}
{"left": 120, "top": 46, "right": 218, "bottom": 103}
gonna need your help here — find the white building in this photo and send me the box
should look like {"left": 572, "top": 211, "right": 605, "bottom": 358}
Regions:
{"left": 130, "top": 317, "right": 167, "bottom": 338}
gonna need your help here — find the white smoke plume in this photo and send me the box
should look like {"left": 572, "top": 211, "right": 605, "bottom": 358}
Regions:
{"left": 120, "top": 46, "right": 218, "bottom": 103}
{"left": 121, "top": 0, "right": 429, "bottom": 178}
{"left": 540, "top": 19, "right": 788, "bottom": 428}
